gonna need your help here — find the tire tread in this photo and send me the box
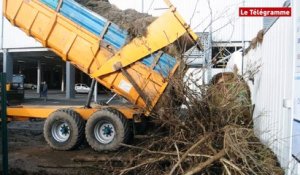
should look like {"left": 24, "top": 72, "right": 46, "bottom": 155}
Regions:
{"left": 44, "top": 108, "right": 85, "bottom": 150}
{"left": 85, "top": 108, "right": 132, "bottom": 151}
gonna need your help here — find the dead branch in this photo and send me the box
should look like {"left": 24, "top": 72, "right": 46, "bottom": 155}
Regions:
{"left": 220, "top": 158, "right": 245, "bottom": 175}
{"left": 185, "top": 149, "right": 226, "bottom": 175}
{"left": 174, "top": 142, "right": 184, "bottom": 174}
{"left": 120, "top": 143, "right": 211, "bottom": 158}
{"left": 169, "top": 133, "right": 213, "bottom": 175}
{"left": 119, "top": 156, "right": 165, "bottom": 175}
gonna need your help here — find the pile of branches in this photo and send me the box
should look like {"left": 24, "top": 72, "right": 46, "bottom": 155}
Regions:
{"left": 116, "top": 70, "right": 284, "bottom": 175}
{"left": 74, "top": 1, "right": 283, "bottom": 174}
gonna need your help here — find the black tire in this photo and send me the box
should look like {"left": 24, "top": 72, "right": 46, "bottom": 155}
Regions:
{"left": 44, "top": 109, "right": 85, "bottom": 151}
{"left": 134, "top": 117, "right": 148, "bottom": 135}
{"left": 85, "top": 108, "right": 132, "bottom": 151}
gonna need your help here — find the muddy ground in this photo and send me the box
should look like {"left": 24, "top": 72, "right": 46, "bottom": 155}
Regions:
{"left": 2, "top": 121, "right": 140, "bottom": 175}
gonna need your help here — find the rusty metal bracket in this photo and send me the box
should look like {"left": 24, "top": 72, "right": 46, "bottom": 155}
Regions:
{"left": 56, "top": 0, "right": 63, "bottom": 12}
{"left": 99, "top": 21, "right": 117, "bottom": 53}
{"left": 114, "top": 62, "right": 150, "bottom": 108}
{"left": 150, "top": 51, "right": 164, "bottom": 70}
{"left": 100, "top": 41, "right": 117, "bottom": 54}
{"left": 99, "top": 21, "right": 111, "bottom": 40}
{"left": 87, "top": 21, "right": 114, "bottom": 74}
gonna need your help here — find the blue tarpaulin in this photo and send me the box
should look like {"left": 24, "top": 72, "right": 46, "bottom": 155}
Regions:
{"left": 39, "top": 0, "right": 177, "bottom": 78}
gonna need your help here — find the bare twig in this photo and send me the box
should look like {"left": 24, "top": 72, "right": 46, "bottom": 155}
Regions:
{"left": 220, "top": 158, "right": 245, "bottom": 175}
{"left": 174, "top": 142, "right": 184, "bottom": 174}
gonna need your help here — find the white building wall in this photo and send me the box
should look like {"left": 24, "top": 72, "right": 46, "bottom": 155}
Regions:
{"left": 0, "top": 0, "right": 42, "bottom": 50}
{"left": 242, "top": 16, "right": 298, "bottom": 174}
{"left": 3, "top": 19, "right": 42, "bottom": 49}
{"left": 185, "top": 68, "right": 224, "bottom": 87}
{"left": 292, "top": 0, "right": 300, "bottom": 173}
{"left": 2, "top": 19, "right": 43, "bottom": 49}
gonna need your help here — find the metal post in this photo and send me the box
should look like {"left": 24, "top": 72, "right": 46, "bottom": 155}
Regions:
{"left": 85, "top": 79, "right": 96, "bottom": 108}
{"left": 61, "top": 62, "right": 65, "bottom": 92}
{"left": 207, "top": 1, "right": 213, "bottom": 83}
{"left": 3, "top": 49, "right": 13, "bottom": 83}
{"left": 37, "top": 60, "right": 41, "bottom": 93}
{"left": 1, "top": 73, "right": 8, "bottom": 175}
{"left": 106, "top": 93, "right": 117, "bottom": 105}
{"left": 241, "top": 0, "right": 245, "bottom": 75}
{"left": 66, "top": 62, "right": 75, "bottom": 99}
{"left": 207, "top": 30, "right": 212, "bottom": 82}
{"left": 93, "top": 81, "right": 98, "bottom": 103}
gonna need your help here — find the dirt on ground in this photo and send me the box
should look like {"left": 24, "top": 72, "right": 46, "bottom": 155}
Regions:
{"left": 2, "top": 121, "right": 138, "bottom": 175}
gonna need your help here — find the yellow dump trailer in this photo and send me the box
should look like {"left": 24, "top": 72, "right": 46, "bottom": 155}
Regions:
{"left": 3, "top": 0, "right": 199, "bottom": 151}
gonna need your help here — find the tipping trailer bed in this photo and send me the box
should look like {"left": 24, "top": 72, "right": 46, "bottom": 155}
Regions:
{"left": 4, "top": 0, "right": 198, "bottom": 119}
{"left": 3, "top": 0, "right": 199, "bottom": 151}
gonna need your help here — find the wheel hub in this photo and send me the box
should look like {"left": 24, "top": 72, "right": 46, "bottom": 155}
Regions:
{"left": 102, "top": 125, "right": 113, "bottom": 137}
{"left": 94, "top": 121, "right": 115, "bottom": 144}
{"left": 60, "top": 124, "right": 70, "bottom": 136}
{"left": 51, "top": 121, "right": 70, "bottom": 143}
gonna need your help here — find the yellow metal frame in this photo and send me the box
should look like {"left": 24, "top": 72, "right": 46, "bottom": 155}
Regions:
{"left": 91, "top": 9, "right": 198, "bottom": 78}
{"left": 7, "top": 105, "right": 140, "bottom": 121}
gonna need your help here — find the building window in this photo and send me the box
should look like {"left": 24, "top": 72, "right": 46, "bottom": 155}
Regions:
{"left": 212, "top": 46, "right": 242, "bottom": 68}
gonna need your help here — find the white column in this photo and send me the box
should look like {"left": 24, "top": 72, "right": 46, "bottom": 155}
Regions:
{"left": 93, "top": 81, "right": 98, "bottom": 102}
{"left": 61, "top": 62, "right": 65, "bottom": 92}
{"left": 66, "top": 61, "right": 75, "bottom": 99}
{"left": 37, "top": 60, "right": 41, "bottom": 93}
{"left": 3, "top": 49, "right": 13, "bottom": 83}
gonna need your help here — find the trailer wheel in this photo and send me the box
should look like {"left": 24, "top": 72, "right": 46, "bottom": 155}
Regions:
{"left": 85, "top": 108, "right": 132, "bottom": 151}
{"left": 44, "top": 109, "right": 85, "bottom": 151}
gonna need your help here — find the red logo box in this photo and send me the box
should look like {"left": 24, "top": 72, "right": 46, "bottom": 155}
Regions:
{"left": 239, "top": 7, "right": 291, "bottom": 17}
